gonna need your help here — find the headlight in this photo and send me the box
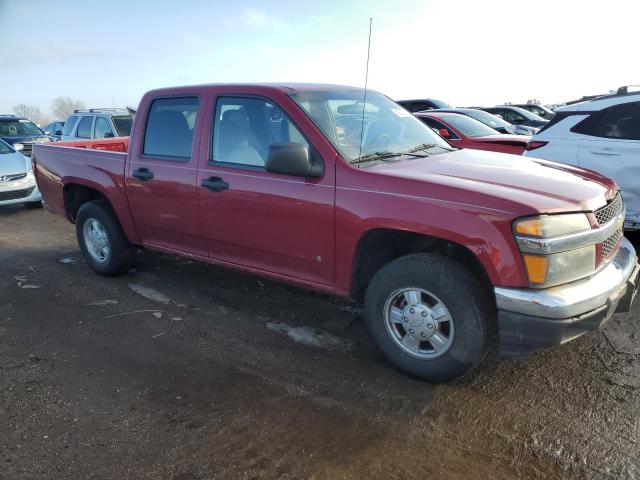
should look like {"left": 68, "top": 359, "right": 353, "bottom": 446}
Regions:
{"left": 513, "top": 214, "right": 596, "bottom": 288}
{"left": 514, "top": 214, "right": 590, "bottom": 238}
{"left": 14, "top": 143, "right": 24, "bottom": 151}
{"left": 521, "top": 246, "right": 596, "bottom": 287}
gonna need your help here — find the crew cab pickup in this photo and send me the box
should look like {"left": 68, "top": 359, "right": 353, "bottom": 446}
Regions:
{"left": 32, "top": 83, "right": 640, "bottom": 382}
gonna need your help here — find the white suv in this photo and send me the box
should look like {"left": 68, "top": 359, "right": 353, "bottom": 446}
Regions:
{"left": 61, "top": 109, "right": 133, "bottom": 142}
{"left": 524, "top": 86, "right": 640, "bottom": 229}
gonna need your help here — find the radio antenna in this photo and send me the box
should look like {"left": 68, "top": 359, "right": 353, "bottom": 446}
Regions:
{"left": 357, "top": 17, "right": 373, "bottom": 165}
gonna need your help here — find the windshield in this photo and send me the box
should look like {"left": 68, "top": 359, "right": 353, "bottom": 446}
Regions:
{"left": 289, "top": 90, "right": 452, "bottom": 163}
{"left": 463, "top": 109, "right": 511, "bottom": 129}
{"left": 429, "top": 99, "right": 450, "bottom": 109}
{"left": 505, "top": 106, "right": 545, "bottom": 121}
{"left": 440, "top": 114, "right": 499, "bottom": 138}
{"left": 0, "top": 139, "right": 14, "bottom": 154}
{"left": 113, "top": 116, "right": 133, "bottom": 136}
{"left": 0, "top": 119, "right": 44, "bottom": 137}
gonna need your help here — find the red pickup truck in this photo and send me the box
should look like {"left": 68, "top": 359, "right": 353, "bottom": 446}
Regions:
{"left": 32, "top": 83, "right": 639, "bottom": 382}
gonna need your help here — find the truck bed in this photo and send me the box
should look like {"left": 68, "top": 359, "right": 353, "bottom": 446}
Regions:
{"left": 32, "top": 142, "right": 128, "bottom": 221}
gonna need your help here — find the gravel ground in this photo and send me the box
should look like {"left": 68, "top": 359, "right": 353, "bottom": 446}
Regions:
{"left": 1, "top": 206, "right": 640, "bottom": 479}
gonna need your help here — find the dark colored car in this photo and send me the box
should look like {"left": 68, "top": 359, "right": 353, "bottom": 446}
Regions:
{"left": 512, "top": 104, "right": 556, "bottom": 120}
{"left": 432, "top": 108, "right": 536, "bottom": 135}
{"left": 397, "top": 98, "right": 450, "bottom": 112}
{"left": 45, "top": 121, "right": 65, "bottom": 141}
{"left": 0, "top": 115, "right": 51, "bottom": 156}
{"left": 478, "top": 106, "right": 548, "bottom": 129}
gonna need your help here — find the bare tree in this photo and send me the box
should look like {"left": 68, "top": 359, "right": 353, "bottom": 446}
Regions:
{"left": 13, "top": 104, "right": 43, "bottom": 123}
{"left": 52, "top": 96, "right": 86, "bottom": 120}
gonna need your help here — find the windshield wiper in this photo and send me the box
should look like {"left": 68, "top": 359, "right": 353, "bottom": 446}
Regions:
{"left": 407, "top": 142, "right": 456, "bottom": 153}
{"left": 351, "top": 150, "right": 430, "bottom": 165}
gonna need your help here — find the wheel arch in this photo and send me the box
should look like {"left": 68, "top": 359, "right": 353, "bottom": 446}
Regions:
{"left": 62, "top": 180, "right": 140, "bottom": 245}
{"left": 349, "top": 228, "right": 495, "bottom": 304}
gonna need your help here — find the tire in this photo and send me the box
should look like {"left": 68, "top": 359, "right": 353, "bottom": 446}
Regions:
{"left": 364, "top": 253, "right": 494, "bottom": 383}
{"left": 24, "top": 201, "right": 43, "bottom": 209}
{"left": 76, "top": 200, "right": 134, "bottom": 277}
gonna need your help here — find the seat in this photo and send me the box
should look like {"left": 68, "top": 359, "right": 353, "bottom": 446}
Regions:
{"left": 145, "top": 110, "right": 193, "bottom": 157}
{"left": 217, "top": 109, "right": 263, "bottom": 167}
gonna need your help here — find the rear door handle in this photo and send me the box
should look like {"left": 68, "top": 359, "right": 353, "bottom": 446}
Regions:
{"left": 201, "top": 176, "right": 229, "bottom": 192}
{"left": 132, "top": 167, "right": 154, "bottom": 181}
{"left": 591, "top": 149, "right": 620, "bottom": 156}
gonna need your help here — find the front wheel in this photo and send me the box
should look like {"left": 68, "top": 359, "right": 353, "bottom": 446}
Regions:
{"left": 364, "top": 253, "right": 494, "bottom": 382}
{"left": 76, "top": 201, "right": 134, "bottom": 276}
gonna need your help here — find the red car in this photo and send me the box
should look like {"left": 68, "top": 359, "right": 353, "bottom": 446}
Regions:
{"left": 416, "top": 111, "right": 530, "bottom": 154}
{"left": 32, "top": 83, "right": 638, "bottom": 382}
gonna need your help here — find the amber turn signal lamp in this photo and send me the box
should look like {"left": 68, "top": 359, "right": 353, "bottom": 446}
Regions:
{"left": 522, "top": 254, "right": 548, "bottom": 284}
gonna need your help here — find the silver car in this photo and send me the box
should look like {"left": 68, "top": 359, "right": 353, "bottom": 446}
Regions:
{"left": 0, "top": 139, "right": 42, "bottom": 208}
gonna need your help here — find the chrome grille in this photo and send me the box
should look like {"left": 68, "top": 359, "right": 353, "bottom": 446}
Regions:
{"left": 602, "top": 228, "right": 623, "bottom": 257}
{"left": 595, "top": 194, "right": 623, "bottom": 226}
{"left": 0, "top": 173, "right": 27, "bottom": 182}
{"left": 0, "top": 186, "right": 34, "bottom": 201}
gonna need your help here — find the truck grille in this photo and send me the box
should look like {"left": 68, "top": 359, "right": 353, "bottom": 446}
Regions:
{"left": 0, "top": 186, "right": 34, "bottom": 201}
{"left": 602, "top": 228, "right": 623, "bottom": 257}
{"left": 595, "top": 194, "right": 623, "bottom": 226}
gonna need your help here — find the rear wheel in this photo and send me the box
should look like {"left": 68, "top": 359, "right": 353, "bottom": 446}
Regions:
{"left": 76, "top": 201, "right": 134, "bottom": 276}
{"left": 364, "top": 253, "right": 494, "bottom": 382}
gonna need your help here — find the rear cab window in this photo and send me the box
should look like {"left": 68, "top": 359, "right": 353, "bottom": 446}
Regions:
{"left": 143, "top": 97, "right": 199, "bottom": 160}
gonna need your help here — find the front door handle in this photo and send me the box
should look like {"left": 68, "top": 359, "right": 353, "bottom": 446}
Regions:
{"left": 132, "top": 167, "right": 154, "bottom": 181}
{"left": 202, "top": 176, "right": 229, "bottom": 192}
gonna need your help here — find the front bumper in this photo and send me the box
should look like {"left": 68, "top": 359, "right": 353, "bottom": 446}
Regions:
{"left": 0, "top": 175, "right": 42, "bottom": 206}
{"left": 495, "top": 236, "right": 639, "bottom": 358}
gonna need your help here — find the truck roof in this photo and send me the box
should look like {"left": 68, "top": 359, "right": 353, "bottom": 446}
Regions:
{"left": 145, "top": 83, "right": 368, "bottom": 96}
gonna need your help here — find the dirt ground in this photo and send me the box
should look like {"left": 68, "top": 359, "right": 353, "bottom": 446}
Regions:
{"left": 1, "top": 206, "right": 640, "bottom": 480}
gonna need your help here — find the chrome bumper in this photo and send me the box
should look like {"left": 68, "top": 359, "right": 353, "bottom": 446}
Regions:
{"left": 495, "top": 236, "right": 638, "bottom": 319}
{"left": 495, "top": 237, "right": 639, "bottom": 358}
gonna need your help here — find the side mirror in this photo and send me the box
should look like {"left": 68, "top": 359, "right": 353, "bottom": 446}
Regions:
{"left": 54, "top": 130, "right": 62, "bottom": 136}
{"left": 104, "top": 132, "right": 115, "bottom": 138}
{"left": 266, "top": 143, "right": 321, "bottom": 178}
{"left": 438, "top": 128, "right": 451, "bottom": 139}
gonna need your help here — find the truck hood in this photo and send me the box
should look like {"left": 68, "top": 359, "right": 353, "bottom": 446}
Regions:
{"left": 368, "top": 148, "right": 617, "bottom": 214}
{"left": 0, "top": 151, "right": 29, "bottom": 175}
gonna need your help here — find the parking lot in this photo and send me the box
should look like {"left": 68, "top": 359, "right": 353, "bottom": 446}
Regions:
{"left": 0, "top": 206, "right": 638, "bottom": 479}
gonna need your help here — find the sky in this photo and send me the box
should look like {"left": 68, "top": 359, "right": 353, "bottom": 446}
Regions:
{"left": 1, "top": 0, "right": 639, "bottom": 118}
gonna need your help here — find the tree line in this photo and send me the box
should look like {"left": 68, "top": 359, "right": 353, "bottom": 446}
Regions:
{"left": 12, "top": 97, "right": 86, "bottom": 127}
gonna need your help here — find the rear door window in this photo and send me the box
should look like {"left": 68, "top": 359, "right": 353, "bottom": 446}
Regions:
{"left": 143, "top": 97, "right": 199, "bottom": 160}
{"left": 76, "top": 116, "right": 94, "bottom": 138}
{"left": 94, "top": 117, "right": 114, "bottom": 138}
